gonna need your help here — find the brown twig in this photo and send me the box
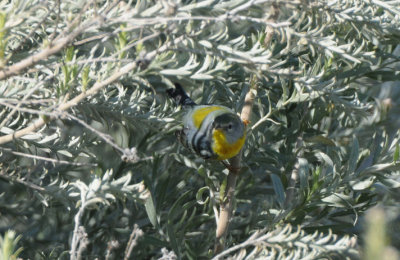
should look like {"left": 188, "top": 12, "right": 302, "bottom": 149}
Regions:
{"left": 214, "top": 77, "right": 257, "bottom": 253}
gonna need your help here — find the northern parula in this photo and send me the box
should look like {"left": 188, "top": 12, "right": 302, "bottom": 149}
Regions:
{"left": 167, "top": 83, "right": 246, "bottom": 160}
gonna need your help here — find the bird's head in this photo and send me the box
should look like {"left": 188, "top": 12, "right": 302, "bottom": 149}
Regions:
{"left": 213, "top": 113, "right": 245, "bottom": 144}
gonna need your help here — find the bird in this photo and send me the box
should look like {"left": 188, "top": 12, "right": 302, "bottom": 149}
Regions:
{"left": 167, "top": 83, "right": 246, "bottom": 161}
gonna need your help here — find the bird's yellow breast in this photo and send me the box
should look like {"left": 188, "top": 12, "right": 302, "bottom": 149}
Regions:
{"left": 212, "top": 129, "right": 245, "bottom": 160}
{"left": 192, "top": 106, "right": 224, "bottom": 128}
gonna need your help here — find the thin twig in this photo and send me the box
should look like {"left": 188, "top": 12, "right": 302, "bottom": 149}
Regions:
{"left": 117, "top": 15, "right": 291, "bottom": 28}
{"left": 106, "top": 240, "right": 120, "bottom": 260}
{"left": 284, "top": 137, "right": 303, "bottom": 208}
{"left": 65, "top": 113, "right": 152, "bottom": 163}
{"left": 0, "top": 170, "right": 45, "bottom": 192}
{"left": 73, "top": 32, "right": 114, "bottom": 46}
{"left": 214, "top": 77, "right": 257, "bottom": 253}
{"left": 70, "top": 208, "right": 86, "bottom": 260}
{"left": 65, "top": 112, "right": 125, "bottom": 154}
{"left": 48, "top": 0, "right": 62, "bottom": 43}
{"left": 250, "top": 92, "right": 275, "bottom": 130}
{"left": 76, "top": 228, "right": 89, "bottom": 260}
{"left": 0, "top": 101, "right": 146, "bottom": 164}
{"left": 124, "top": 224, "right": 144, "bottom": 260}
{"left": 0, "top": 98, "right": 56, "bottom": 105}
{"left": 0, "top": 100, "right": 60, "bottom": 117}
{"left": 209, "top": 184, "right": 220, "bottom": 225}
{"left": 0, "top": 82, "right": 45, "bottom": 130}
{"left": 166, "top": 46, "right": 270, "bottom": 66}
{"left": 70, "top": 202, "right": 88, "bottom": 260}
{"left": 264, "top": 3, "right": 280, "bottom": 46}
{"left": 284, "top": 160, "right": 299, "bottom": 208}
{"left": 0, "top": 147, "right": 97, "bottom": 167}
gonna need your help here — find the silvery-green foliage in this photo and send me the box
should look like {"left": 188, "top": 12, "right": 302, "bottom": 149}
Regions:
{"left": 213, "top": 224, "right": 358, "bottom": 260}
{"left": 0, "top": 0, "right": 399, "bottom": 258}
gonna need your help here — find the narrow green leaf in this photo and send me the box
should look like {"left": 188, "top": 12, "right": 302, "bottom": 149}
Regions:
{"left": 141, "top": 235, "right": 169, "bottom": 248}
{"left": 57, "top": 150, "right": 73, "bottom": 157}
{"left": 311, "top": 167, "right": 321, "bottom": 193}
{"left": 166, "top": 191, "right": 190, "bottom": 259}
{"left": 393, "top": 143, "right": 399, "bottom": 163}
{"left": 145, "top": 193, "right": 158, "bottom": 228}
{"left": 220, "top": 177, "right": 227, "bottom": 202}
{"left": 298, "top": 158, "right": 309, "bottom": 192}
{"left": 362, "top": 163, "right": 400, "bottom": 175}
{"left": 321, "top": 193, "right": 352, "bottom": 207}
{"left": 378, "top": 177, "right": 400, "bottom": 188}
{"left": 199, "top": 40, "right": 212, "bottom": 48}
{"left": 196, "top": 186, "right": 210, "bottom": 205}
{"left": 160, "top": 69, "right": 191, "bottom": 76}
{"left": 190, "top": 74, "right": 214, "bottom": 80}
{"left": 271, "top": 174, "right": 285, "bottom": 206}
{"left": 305, "top": 135, "right": 336, "bottom": 146}
{"left": 350, "top": 177, "right": 375, "bottom": 190}
{"left": 168, "top": 190, "right": 191, "bottom": 222}
{"left": 167, "top": 222, "right": 180, "bottom": 258}
{"left": 316, "top": 152, "right": 334, "bottom": 174}
{"left": 348, "top": 137, "right": 359, "bottom": 174}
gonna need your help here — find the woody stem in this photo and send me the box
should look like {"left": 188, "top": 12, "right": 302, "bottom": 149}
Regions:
{"left": 214, "top": 78, "right": 257, "bottom": 254}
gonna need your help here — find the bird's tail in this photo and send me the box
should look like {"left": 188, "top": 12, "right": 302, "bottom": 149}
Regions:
{"left": 167, "top": 83, "right": 197, "bottom": 106}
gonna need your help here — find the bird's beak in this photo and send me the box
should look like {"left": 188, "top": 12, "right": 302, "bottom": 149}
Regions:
{"left": 213, "top": 122, "right": 222, "bottom": 130}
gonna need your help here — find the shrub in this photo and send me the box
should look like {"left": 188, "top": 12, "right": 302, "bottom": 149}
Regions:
{"left": 0, "top": 0, "right": 399, "bottom": 259}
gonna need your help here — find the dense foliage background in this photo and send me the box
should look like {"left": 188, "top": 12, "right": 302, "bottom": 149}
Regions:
{"left": 0, "top": 0, "right": 400, "bottom": 259}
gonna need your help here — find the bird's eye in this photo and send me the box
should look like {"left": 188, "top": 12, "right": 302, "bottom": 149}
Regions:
{"left": 227, "top": 123, "right": 233, "bottom": 130}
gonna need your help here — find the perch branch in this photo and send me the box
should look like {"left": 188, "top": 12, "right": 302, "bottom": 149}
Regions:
{"left": 214, "top": 77, "right": 257, "bottom": 253}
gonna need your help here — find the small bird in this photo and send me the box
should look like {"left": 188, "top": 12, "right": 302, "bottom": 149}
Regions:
{"left": 167, "top": 83, "right": 246, "bottom": 160}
